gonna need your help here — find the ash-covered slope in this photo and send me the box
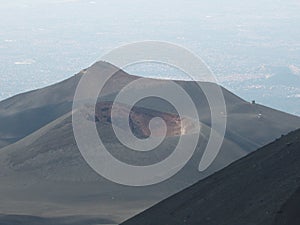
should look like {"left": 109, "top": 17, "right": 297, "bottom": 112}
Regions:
{"left": 0, "top": 61, "right": 299, "bottom": 150}
{"left": 0, "top": 62, "right": 135, "bottom": 148}
{"left": 121, "top": 129, "right": 300, "bottom": 225}
{"left": 0, "top": 110, "right": 244, "bottom": 223}
{"left": 0, "top": 61, "right": 300, "bottom": 224}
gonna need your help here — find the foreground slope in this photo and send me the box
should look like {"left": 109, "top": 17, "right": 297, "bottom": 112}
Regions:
{"left": 121, "top": 128, "right": 300, "bottom": 225}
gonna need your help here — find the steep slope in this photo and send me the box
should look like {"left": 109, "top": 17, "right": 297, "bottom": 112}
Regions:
{"left": 0, "top": 62, "right": 129, "bottom": 148}
{"left": 121, "top": 128, "right": 300, "bottom": 225}
{"left": 0, "top": 61, "right": 299, "bottom": 150}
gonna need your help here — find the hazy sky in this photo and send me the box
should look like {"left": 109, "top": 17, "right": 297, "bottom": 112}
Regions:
{"left": 0, "top": 0, "right": 300, "bottom": 114}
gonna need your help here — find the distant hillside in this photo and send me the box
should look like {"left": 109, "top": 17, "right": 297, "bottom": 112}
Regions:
{"left": 0, "top": 61, "right": 299, "bottom": 150}
{"left": 121, "top": 128, "right": 300, "bottom": 225}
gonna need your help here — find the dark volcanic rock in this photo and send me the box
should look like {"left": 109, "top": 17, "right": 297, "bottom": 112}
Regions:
{"left": 121, "top": 129, "right": 300, "bottom": 225}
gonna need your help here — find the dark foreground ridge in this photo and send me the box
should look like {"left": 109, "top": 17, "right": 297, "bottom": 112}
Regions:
{"left": 121, "top": 128, "right": 300, "bottom": 225}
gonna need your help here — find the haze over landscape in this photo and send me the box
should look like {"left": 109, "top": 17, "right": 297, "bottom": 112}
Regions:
{"left": 1, "top": 0, "right": 300, "bottom": 114}
{"left": 0, "top": 1, "right": 300, "bottom": 225}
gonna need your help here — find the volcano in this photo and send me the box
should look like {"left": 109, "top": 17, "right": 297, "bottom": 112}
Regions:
{"left": 0, "top": 61, "right": 299, "bottom": 224}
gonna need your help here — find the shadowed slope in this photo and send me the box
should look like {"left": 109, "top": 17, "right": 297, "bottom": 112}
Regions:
{"left": 121, "top": 129, "right": 300, "bottom": 225}
{"left": 274, "top": 187, "right": 300, "bottom": 225}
